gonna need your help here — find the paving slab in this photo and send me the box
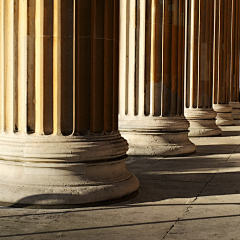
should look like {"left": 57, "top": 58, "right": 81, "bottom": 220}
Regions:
{"left": 1, "top": 124, "right": 240, "bottom": 239}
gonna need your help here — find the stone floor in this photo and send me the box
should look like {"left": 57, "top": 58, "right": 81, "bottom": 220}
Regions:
{"left": 1, "top": 122, "right": 240, "bottom": 240}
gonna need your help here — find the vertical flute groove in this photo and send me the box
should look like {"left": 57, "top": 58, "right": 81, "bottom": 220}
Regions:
{"left": 127, "top": 0, "right": 136, "bottom": 116}
{"left": 145, "top": 0, "right": 152, "bottom": 116}
{"left": 222, "top": 0, "right": 227, "bottom": 103}
{"left": 27, "top": 0, "right": 36, "bottom": 133}
{"left": 0, "top": 1, "right": 4, "bottom": 133}
{"left": 75, "top": 0, "right": 91, "bottom": 134}
{"left": 189, "top": 0, "right": 195, "bottom": 108}
{"left": 73, "top": 0, "right": 76, "bottom": 133}
{"left": 226, "top": 0, "right": 231, "bottom": 102}
{"left": 197, "top": 0, "right": 201, "bottom": 108}
{"left": 178, "top": 0, "right": 185, "bottom": 115}
{"left": 150, "top": 0, "right": 156, "bottom": 116}
{"left": 138, "top": 0, "right": 146, "bottom": 116}
{"left": 235, "top": 0, "right": 240, "bottom": 101}
{"left": 213, "top": 0, "right": 217, "bottom": 104}
{"left": 170, "top": 0, "right": 179, "bottom": 116}
{"left": 18, "top": 0, "right": 27, "bottom": 133}
{"left": 103, "top": 0, "right": 114, "bottom": 132}
{"left": 35, "top": 0, "right": 44, "bottom": 134}
{"left": 4, "top": 0, "right": 15, "bottom": 133}
{"left": 113, "top": 0, "right": 119, "bottom": 131}
{"left": 119, "top": 0, "right": 127, "bottom": 116}
{"left": 91, "top": 0, "right": 104, "bottom": 133}
{"left": 53, "top": 0, "right": 61, "bottom": 135}
{"left": 60, "top": 1, "right": 73, "bottom": 135}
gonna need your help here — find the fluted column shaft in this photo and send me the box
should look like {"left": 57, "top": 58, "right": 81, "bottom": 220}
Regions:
{"left": 229, "top": 0, "right": 240, "bottom": 119}
{"left": 184, "top": 0, "right": 221, "bottom": 136}
{"left": 0, "top": 0, "right": 139, "bottom": 206}
{"left": 119, "top": 0, "right": 195, "bottom": 156}
{"left": 213, "top": 0, "right": 235, "bottom": 126}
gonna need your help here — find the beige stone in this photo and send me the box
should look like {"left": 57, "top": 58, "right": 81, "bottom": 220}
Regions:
{"left": 0, "top": 0, "right": 139, "bottom": 207}
{"left": 229, "top": 0, "right": 240, "bottom": 120}
{"left": 213, "top": 0, "right": 235, "bottom": 126}
{"left": 184, "top": 0, "right": 221, "bottom": 137}
{"left": 119, "top": 0, "right": 195, "bottom": 156}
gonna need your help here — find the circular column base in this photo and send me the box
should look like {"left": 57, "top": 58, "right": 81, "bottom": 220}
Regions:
{"left": 0, "top": 167, "right": 139, "bottom": 207}
{"left": 185, "top": 108, "right": 221, "bottom": 137}
{"left": 213, "top": 104, "right": 236, "bottom": 126}
{"left": 229, "top": 102, "right": 240, "bottom": 120}
{"left": 187, "top": 119, "right": 222, "bottom": 137}
{"left": 216, "top": 113, "right": 236, "bottom": 126}
{"left": 231, "top": 109, "right": 240, "bottom": 120}
{"left": 0, "top": 132, "right": 139, "bottom": 207}
{"left": 119, "top": 116, "right": 196, "bottom": 156}
{"left": 121, "top": 131, "right": 196, "bottom": 156}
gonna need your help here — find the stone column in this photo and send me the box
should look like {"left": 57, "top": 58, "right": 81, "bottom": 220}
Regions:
{"left": 119, "top": 0, "right": 195, "bottom": 156}
{"left": 229, "top": 0, "right": 240, "bottom": 119}
{"left": 213, "top": 0, "right": 235, "bottom": 126}
{"left": 0, "top": 0, "right": 139, "bottom": 207}
{"left": 184, "top": 0, "right": 221, "bottom": 136}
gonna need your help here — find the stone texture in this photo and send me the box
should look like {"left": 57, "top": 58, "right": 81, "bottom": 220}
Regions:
{"left": 119, "top": 0, "right": 195, "bottom": 156}
{"left": 1, "top": 123, "right": 240, "bottom": 239}
{"left": 0, "top": 0, "right": 139, "bottom": 207}
{"left": 229, "top": 0, "right": 240, "bottom": 120}
{"left": 184, "top": 0, "right": 221, "bottom": 137}
{"left": 213, "top": 0, "right": 235, "bottom": 126}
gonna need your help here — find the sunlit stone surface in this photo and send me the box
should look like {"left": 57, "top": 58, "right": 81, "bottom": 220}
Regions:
{"left": 119, "top": 0, "right": 195, "bottom": 156}
{"left": 184, "top": 0, "right": 221, "bottom": 137}
{"left": 213, "top": 0, "right": 235, "bottom": 126}
{"left": 0, "top": 0, "right": 139, "bottom": 207}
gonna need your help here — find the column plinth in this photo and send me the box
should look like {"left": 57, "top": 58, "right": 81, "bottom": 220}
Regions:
{"left": 213, "top": 104, "right": 236, "bottom": 125}
{"left": 120, "top": 116, "right": 194, "bottom": 156}
{"left": 119, "top": 0, "right": 195, "bottom": 156}
{"left": 185, "top": 108, "right": 221, "bottom": 137}
{"left": 184, "top": 0, "right": 221, "bottom": 137}
{"left": 229, "top": 102, "right": 240, "bottom": 120}
{"left": 0, "top": 0, "right": 139, "bottom": 207}
{"left": 0, "top": 133, "right": 138, "bottom": 206}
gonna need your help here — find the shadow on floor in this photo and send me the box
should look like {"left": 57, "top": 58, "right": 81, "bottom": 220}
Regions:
{"left": 2, "top": 143, "right": 240, "bottom": 210}
{"left": 1, "top": 213, "right": 240, "bottom": 238}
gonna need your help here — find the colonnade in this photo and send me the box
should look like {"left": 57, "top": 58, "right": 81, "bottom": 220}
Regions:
{"left": 0, "top": 0, "right": 239, "bottom": 206}
{"left": 119, "top": 0, "right": 240, "bottom": 154}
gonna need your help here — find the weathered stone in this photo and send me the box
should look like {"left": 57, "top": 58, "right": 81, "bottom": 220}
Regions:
{"left": 0, "top": 0, "right": 139, "bottom": 207}
{"left": 118, "top": 0, "right": 195, "bottom": 156}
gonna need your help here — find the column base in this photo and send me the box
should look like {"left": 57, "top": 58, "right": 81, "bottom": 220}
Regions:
{"left": 213, "top": 104, "right": 236, "bottom": 126}
{"left": 0, "top": 132, "right": 139, "bottom": 207}
{"left": 229, "top": 102, "right": 240, "bottom": 120}
{"left": 119, "top": 116, "right": 196, "bottom": 156}
{"left": 185, "top": 108, "right": 222, "bottom": 137}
